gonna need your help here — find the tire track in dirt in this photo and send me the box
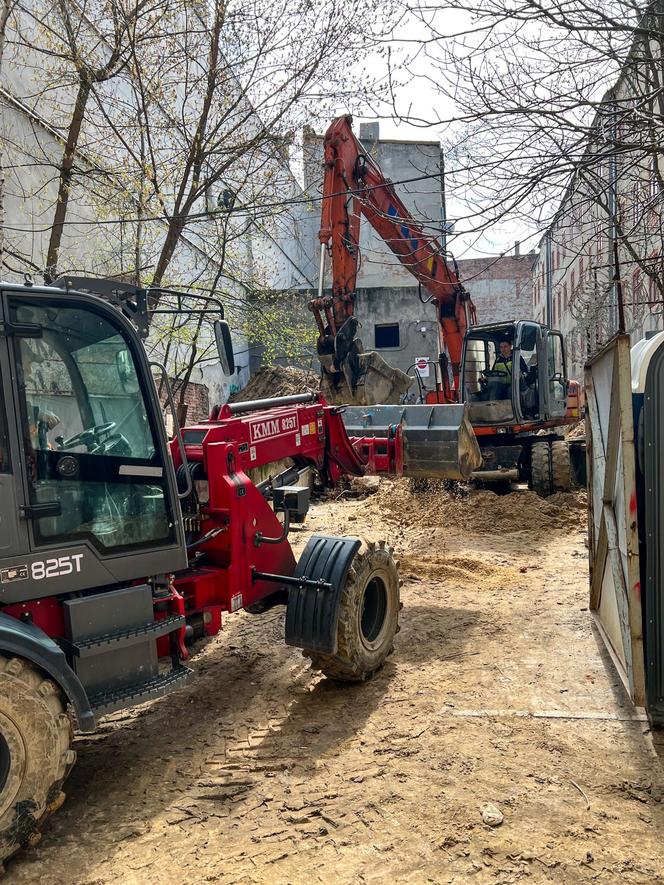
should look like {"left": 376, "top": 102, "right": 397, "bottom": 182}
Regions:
{"left": 7, "top": 480, "right": 664, "bottom": 885}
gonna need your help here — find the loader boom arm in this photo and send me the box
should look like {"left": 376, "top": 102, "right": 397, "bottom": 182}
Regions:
{"left": 312, "top": 114, "right": 476, "bottom": 403}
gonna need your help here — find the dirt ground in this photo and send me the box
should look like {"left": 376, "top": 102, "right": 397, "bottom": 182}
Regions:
{"left": 9, "top": 481, "right": 664, "bottom": 884}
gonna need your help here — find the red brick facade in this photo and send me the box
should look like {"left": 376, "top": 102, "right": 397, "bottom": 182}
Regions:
{"left": 159, "top": 380, "right": 210, "bottom": 424}
{"left": 457, "top": 254, "right": 536, "bottom": 324}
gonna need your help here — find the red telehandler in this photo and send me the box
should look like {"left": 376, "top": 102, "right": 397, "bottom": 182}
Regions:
{"left": 310, "top": 115, "right": 581, "bottom": 495}
{"left": 0, "top": 275, "right": 479, "bottom": 866}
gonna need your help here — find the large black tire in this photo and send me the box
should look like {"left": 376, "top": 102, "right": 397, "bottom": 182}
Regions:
{"left": 0, "top": 656, "right": 75, "bottom": 866}
{"left": 531, "top": 441, "right": 552, "bottom": 497}
{"left": 551, "top": 440, "right": 572, "bottom": 491}
{"left": 307, "top": 540, "right": 400, "bottom": 681}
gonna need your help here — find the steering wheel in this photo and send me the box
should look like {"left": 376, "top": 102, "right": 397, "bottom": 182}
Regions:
{"left": 481, "top": 370, "right": 506, "bottom": 378}
{"left": 60, "top": 421, "right": 117, "bottom": 452}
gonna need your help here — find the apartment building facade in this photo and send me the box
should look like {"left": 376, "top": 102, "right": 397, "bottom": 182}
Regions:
{"left": 532, "top": 17, "right": 664, "bottom": 385}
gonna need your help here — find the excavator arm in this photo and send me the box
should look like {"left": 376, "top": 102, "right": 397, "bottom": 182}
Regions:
{"left": 311, "top": 114, "right": 476, "bottom": 405}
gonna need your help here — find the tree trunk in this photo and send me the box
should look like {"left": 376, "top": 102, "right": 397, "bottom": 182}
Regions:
{"left": 44, "top": 77, "right": 91, "bottom": 282}
{"left": 0, "top": 1, "right": 13, "bottom": 273}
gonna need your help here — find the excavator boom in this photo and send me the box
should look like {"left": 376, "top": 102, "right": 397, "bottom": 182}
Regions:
{"left": 312, "top": 114, "right": 475, "bottom": 405}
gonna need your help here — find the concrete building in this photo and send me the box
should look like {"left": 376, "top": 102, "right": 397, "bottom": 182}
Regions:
{"left": 457, "top": 252, "right": 536, "bottom": 325}
{"left": 0, "top": 2, "right": 319, "bottom": 406}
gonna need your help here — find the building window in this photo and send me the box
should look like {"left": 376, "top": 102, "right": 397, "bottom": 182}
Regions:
{"left": 571, "top": 270, "right": 576, "bottom": 292}
{"left": 648, "top": 273, "right": 659, "bottom": 312}
{"left": 650, "top": 155, "right": 660, "bottom": 199}
{"left": 374, "top": 323, "right": 400, "bottom": 348}
{"left": 564, "top": 283, "right": 568, "bottom": 311}
{"left": 633, "top": 268, "right": 642, "bottom": 314}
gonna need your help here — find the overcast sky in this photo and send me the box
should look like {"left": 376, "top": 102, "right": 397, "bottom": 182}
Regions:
{"left": 335, "top": 9, "right": 542, "bottom": 260}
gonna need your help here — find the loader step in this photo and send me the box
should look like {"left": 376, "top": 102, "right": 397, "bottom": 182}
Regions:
{"left": 88, "top": 666, "right": 193, "bottom": 717}
{"left": 66, "top": 615, "right": 185, "bottom": 658}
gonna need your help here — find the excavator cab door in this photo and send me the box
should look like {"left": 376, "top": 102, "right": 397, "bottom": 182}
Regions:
{"left": 513, "top": 322, "right": 542, "bottom": 423}
{"left": 461, "top": 325, "right": 516, "bottom": 426}
{"left": 539, "top": 329, "right": 568, "bottom": 420}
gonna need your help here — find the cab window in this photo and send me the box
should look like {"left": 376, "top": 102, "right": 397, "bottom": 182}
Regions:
{"left": 12, "top": 299, "right": 175, "bottom": 553}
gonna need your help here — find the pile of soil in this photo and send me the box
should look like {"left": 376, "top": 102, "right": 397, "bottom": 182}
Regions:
{"left": 366, "top": 478, "right": 587, "bottom": 536}
{"left": 229, "top": 364, "right": 317, "bottom": 403}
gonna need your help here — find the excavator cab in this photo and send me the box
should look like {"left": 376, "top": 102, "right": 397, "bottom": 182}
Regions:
{"left": 461, "top": 321, "right": 568, "bottom": 428}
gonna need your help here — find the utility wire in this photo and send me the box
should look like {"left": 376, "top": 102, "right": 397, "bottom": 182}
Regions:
{"left": 1, "top": 170, "right": 464, "bottom": 232}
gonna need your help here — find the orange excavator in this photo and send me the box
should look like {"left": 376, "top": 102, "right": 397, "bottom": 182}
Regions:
{"left": 311, "top": 115, "right": 581, "bottom": 495}
{"left": 310, "top": 114, "right": 476, "bottom": 407}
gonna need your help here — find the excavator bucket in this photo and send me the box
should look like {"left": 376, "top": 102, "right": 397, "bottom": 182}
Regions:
{"left": 320, "top": 351, "right": 413, "bottom": 406}
{"left": 342, "top": 403, "right": 483, "bottom": 480}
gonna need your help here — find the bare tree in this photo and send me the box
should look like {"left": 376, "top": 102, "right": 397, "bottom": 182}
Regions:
{"left": 3, "top": 0, "right": 398, "bottom": 392}
{"left": 0, "top": 0, "right": 14, "bottom": 269}
{"left": 398, "top": 0, "right": 664, "bottom": 344}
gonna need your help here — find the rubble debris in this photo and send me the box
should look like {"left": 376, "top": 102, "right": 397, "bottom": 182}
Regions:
{"left": 366, "top": 478, "right": 587, "bottom": 535}
{"left": 481, "top": 803, "right": 504, "bottom": 826}
{"left": 229, "top": 365, "right": 316, "bottom": 402}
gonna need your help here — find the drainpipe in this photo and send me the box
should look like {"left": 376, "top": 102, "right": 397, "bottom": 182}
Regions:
{"left": 545, "top": 230, "right": 553, "bottom": 327}
{"left": 440, "top": 147, "right": 447, "bottom": 253}
{"left": 608, "top": 94, "right": 619, "bottom": 333}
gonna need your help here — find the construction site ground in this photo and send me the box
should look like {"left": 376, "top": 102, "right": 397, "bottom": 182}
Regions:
{"left": 10, "top": 481, "right": 664, "bottom": 884}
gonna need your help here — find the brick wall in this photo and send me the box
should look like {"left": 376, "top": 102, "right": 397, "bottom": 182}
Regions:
{"left": 160, "top": 379, "right": 210, "bottom": 427}
{"left": 457, "top": 254, "right": 536, "bottom": 324}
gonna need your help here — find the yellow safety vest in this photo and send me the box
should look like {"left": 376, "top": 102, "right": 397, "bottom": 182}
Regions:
{"left": 493, "top": 356, "right": 512, "bottom": 380}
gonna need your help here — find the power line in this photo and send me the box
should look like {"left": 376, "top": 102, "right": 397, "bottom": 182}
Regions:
{"left": 1, "top": 170, "right": 459, "bottom": 233}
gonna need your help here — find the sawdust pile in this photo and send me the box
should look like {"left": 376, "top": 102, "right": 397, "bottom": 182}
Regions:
{"left": 229, "top": 364, "right": 317, "bottom": 402}
{"left": 366, "top": 478, "right": 587, "bottom": 536}
{"left": 397, "top": 551, "right": 521, "bottom": 588}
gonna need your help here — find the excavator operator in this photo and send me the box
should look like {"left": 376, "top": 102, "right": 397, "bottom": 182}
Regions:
{"left": 482, "top": 338, "right": 527, "bottom": 400}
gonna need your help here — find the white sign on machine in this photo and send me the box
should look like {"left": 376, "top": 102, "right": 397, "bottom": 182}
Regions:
{"left": 415, "top": 357, "right": 430, "bottom": 378}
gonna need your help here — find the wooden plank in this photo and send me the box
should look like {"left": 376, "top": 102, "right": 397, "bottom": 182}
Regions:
{"left": 589, "top": 510, "right": 608, "bottom": 610}
{"left": 585, "top": 335, "right": 645, "bottom": 707}
{"left": 592, "top": 614, "right": 631, "bottom": 700}
{"left": 615, "top": 336, "right": 645, "bottom": 705}
{"left": 604, "top": 502, "right": 633, "bottom": 687}
{"left": 602, "top": 355, "right": 621, "bottom": 505}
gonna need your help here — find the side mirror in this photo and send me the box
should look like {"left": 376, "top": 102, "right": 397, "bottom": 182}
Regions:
{"left": 214, "top": 320, "right": 235, "bottom": 375}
